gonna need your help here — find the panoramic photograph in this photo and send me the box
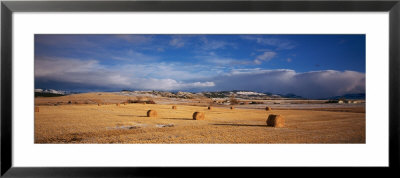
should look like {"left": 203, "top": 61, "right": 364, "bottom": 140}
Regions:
{"left": 34, "top": 34, "right": 365, "bottom": 144}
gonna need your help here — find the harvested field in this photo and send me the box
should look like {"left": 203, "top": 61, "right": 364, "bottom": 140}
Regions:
{"left": 35, "top": 93, "right": 365, "bottom": 144}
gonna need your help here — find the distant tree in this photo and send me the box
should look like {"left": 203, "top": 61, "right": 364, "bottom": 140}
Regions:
{"left": 229, "top": 94, "right": 239, "bottom": 105}
{"left": 34, "top": 92, "right": 64, "bottom": 97}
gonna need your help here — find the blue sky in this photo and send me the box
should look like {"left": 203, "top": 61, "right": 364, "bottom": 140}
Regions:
{"left": 35, "top": 34, "right": 365, "bottom": 98}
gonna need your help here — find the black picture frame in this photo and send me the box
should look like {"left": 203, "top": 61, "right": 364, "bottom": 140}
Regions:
{"left": 1, "top": 0, "right": 399, "bottom": 177}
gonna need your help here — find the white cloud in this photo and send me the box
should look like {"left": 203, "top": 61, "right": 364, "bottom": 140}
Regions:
{"left": 169, "top": 37, "right": 185, "bottom": 48}
{"left": 35, "top": 57, "right": 131, "bottom": 87}
{"left": 241, "top": 35, "right": 296, "bottom": 50}
{"left": 210, "top": 69, "right": 365, "bottom": 98}
{"left": 195, "top": 52, "right": 252, "bottom": 66}
{"left": 111, "top": 50, "right": 158, "bottom": 61}
{"left": 134, "top": 79, "right": 215, "bottom": 90}
{"left": 254, "top": 51, "right": 276, "bottom": 64}
{"left": 118, "top": 62, "right": 217, "bottom": 81}
{"left": 35, "top": 57, "right": 215, "bottom": 90}
{"left": 199, "top": 37, "right": 235, "bottom": 50}
{"left": 35, "top": 57, "right": 365, "bottom": 98}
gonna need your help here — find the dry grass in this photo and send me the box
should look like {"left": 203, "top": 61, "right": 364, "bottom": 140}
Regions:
{"left": 34, "top": 92, "right": 366, "bottom": 144}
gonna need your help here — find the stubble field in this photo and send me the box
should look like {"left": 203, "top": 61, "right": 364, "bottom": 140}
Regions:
{"left": 34, "top": 93, "right": 365, "bottom": 144}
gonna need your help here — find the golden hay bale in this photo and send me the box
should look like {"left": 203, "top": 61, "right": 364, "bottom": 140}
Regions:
{"left": 192, "top": 112, "right": 205, "bottom": 120}
{"left": 230, "top": 106, "right": 234, "bottom": 110}
{"left": 172, "top": 106, "right": 177, "bottom": 110}
{"left": 147, "top": 110, "right": 157, "bottom": 117}
{"left": 34, "top": 106, "right": 40, "bottom": 112}
{"left": 266, "top": 114, "right": 285, "bottom": 128}
{"left": 265, "top": 106, "right": 272, "bottom": 111}
{"left": 208, "top": 106, "right": 212, "bottom": 110}
{"left": 116, "top": 103, "right": 120, "bottom": 106}
{"left": 98, "top": 103, "right": 101, "bottom": 106}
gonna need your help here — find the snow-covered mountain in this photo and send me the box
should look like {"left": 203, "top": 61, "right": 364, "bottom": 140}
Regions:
{"left": 35, "top": 89, "right": 67, "bottom": 95}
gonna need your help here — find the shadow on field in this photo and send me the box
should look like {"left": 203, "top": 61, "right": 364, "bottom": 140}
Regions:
{"left": 212, "top": 123, "right": 267, "bottom": 127}
{"left": 162, "top": 117, "right": 193, "bottom": 120}
{"left": 117, "top": 115, "right": 143, "bottom": 117}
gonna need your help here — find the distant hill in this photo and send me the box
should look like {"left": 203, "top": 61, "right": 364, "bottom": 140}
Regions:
{"left": 326, "top": 93, "right": 365, "bottom": 100}
{"left": 35, "top": 89, "right": 67, "bottom": 97}
{"left": 159, "top": 90, "right": 305, "bottom": 100}
{"left": 35, "top": 92, "right": 65, "bottom": 97}
{"left": 39, "top": 88, "right": 362, "bottom": 100}
{"left": 121, "top": 90, "right": 305, "bottom": 99}
{"left": 276, "top": 93, "right": 304, "bottom": 99}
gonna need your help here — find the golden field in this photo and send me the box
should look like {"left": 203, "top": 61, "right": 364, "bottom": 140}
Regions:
{"left": 34, "top": 92, "right": 365, "bottom": 144}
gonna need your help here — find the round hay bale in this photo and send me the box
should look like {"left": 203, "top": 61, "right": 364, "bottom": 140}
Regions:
{"left": 116, "top": 103, "right": 120, "bottom": 106}
{"left": 34, "top": 106, "right": 40, "bottom": 112}
{"left": 208, "top": 106, "right": 212, "bottom": 110}
{"left": 230, "top": 106, "right": 234, "bottom": 110}
{"left": 147, "top": 110, "right": 157, "bottom": 117}
{"left": 266, "top": 114, "right": 285, "bottom": 128}
{"left": 172, "top": 106, "right": 177, "bottom": 110}
{"left": 98, "top": 103, "right": 101, "bottom": 106}
{"left": 193, "top": 112, "right": 205, "bottom": 120}
{"left": 265, "top": 106, "right": 272, "bottom": 111}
